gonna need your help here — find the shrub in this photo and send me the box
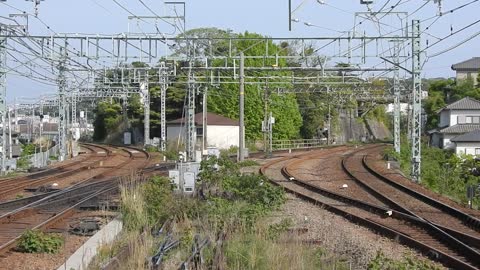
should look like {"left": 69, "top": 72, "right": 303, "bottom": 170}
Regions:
{"left": 17, "top": 230, "right": 63, "bottom": 254}
{"left": 142, "top": 176, "right": 175, "bottom": 225}
{"left": 368, "top": 251, "right": 441, "bottom": 270}
{"left": 237, "top": 160, "right": 259, "bottom": 168}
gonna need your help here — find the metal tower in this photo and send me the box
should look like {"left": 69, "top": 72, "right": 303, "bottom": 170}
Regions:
{"left": 0, "top": 28, "right": 6, "bottom": 174}
{"left": 186, "top": 63, "right": 196, "bottom": 161}
{"left": 57, "top": 48, "right": 67, "bottom": 161}
{"left": 393, "top": 41, "right": 401, "bottom": 153}
{"left": 411, "top": 20, "right": 422, "bottom": 182}
{"left": 160, "top": 62, "right": 167, "bottom": 152}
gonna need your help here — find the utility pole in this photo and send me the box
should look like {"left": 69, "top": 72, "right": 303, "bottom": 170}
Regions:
{"left": 263, "top": 80, "right": 269, "bottom": 155}
{"left": 239, "top": 52, "right": 245, "bottom": 161}
{"left": 202, "top": 86, "right": 208, "bottom": 155}
{"left": 0, "top": 28, "right": 6, "bottom": 174}
{"left": 8, "top": 106, "right": 12, "bottom": 159}
{"left": 39, "top": 99, "right": 43, "bottom": 166}
{"left": 393, "top": 41, "right": 401, "bottom": 153}
{"left": 327, "top": 86, "right": 331, "bottom": 145}
{"left": 57, "top": 47, "right": 67, "bottom": 162}
{"left": 411, "top": 20, "right": 422, "bottom": 183}
{"left": 186, "top": 62, "right": 196, "bottom": 162}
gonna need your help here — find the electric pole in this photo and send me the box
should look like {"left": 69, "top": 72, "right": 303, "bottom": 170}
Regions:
{"left": 239, "top": 52, "right": 245, "bottom": 161}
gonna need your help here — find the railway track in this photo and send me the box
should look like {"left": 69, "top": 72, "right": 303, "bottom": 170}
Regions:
{"left": 260, "top": 145, "right": 480, "bottom": 269}
{"left": 342, "top": 146, "right": 480, "bottom": 246}
{"left": 0, "top": 144, "right": 152, "bottom": 255}
{"left": 0, "top": 144, "right": 113, "bottom": 200}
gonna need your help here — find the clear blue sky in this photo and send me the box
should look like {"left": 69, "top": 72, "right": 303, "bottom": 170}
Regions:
{"left": 2, "top": 0, "right": 480, "bottom": 100}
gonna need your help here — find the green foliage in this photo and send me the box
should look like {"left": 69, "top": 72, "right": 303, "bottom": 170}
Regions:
{"left": 237, "top": 160, "right": 259, "bottom": 167}
{"left": 17, "top": 144, "right": 36, "bottom": 170}
{"left": 22, "top": 144, "right": 36, "bottom": 155}
{"left": 144, "top": 145, "right": 158, "bottom": 153}
{"left": 368, "top": 251, "right": 441, "bottom": 270}
{"left": 142, "top": 176, "right": 175, "bottom": 224}
{"left": 266, "top": 218, "right": 293, "bottom": 240}
{"left": 17, "top": 230, "right": 63, "bottom": 254}
{"left": 204, "top": 31, "right": 302, "bottom": 140}
{"left": 93, "top": 101, "right": 122, "bottom": 141}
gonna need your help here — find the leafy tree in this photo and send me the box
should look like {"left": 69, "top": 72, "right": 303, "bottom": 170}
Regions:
{"left": 93, "top": 101, "right": 122, "bottom": 141}
{"left": 423, "top": 77, "right": 480, "bottom": 130}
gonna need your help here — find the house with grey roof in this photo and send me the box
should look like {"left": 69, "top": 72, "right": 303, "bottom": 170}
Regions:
{"left": 451, "top": 130, "right": 480, "bottom": 156}
{"left": 429, "top": 97, "right": 480, "bottom": 154}
{"left": 452, "top": 57, "right": 480, "bottom": 86}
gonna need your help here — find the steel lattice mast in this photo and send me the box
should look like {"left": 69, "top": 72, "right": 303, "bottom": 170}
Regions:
{"left": 411, "top": 20, "right": 422, "bottom": 183}
{"left": 0, "top": 27, "right": 6, "bottom": 174}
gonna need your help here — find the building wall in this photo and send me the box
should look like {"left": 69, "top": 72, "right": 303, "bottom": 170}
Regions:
{"left": 167, "top": 124, "right": 238, "bottom": 149}
{"left": 456, "top": 71, "right": 478, "bottom": 86}
{"left": 439, "top": 110, "right": 450, "bottom": 127}
{"left": 167, "top": 125, "right": 185, "bottom": 143}
{"left": 449, "top": 110, "right": 480, "bottom": 126}
{"left": 430, "top": 133, "right": 442, "bottom": 148}
{"left": 443, "top": 133, "right": 458, "bottom": 150}
{"left": 455, "top": 142, "right": 480, "bottom": 156}
{"left": 206, "top": 125, "right": 239, "bottom": 149}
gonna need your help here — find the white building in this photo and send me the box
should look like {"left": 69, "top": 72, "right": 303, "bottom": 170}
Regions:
{"left": 452, "top": 57, "right": 480, "bottom": 86}
{"left": 429, "top": 97, "right": 480, "bottom": 152}
{"left": 167, "top": 112, "right": 239, "bottom": 150}
{"left": 451, "top": 130, "right": 480, "bottom": 156}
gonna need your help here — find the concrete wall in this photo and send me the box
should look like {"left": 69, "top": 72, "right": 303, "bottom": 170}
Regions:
{"left": 455, "top": 142, "right": 480, "bottom": 156}
{"left": 450, "top": 110, "right": 480, "bottom": 125}
{"left": 365, "top": 119, "right": 392, "bottom": 140}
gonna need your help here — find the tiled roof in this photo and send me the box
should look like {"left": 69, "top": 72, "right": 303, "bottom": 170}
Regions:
{"left": 452, "top": 57, "right": 480, "bottom": 70}
{"left": 438, "top": 97, "right": 480, "bottom": 112}
{"left": 451, "top": 129, "right": 480, "bottom": 142}
{"left": 439, "top": 124, "right": 480, "bottom": 134}
{"left": 168, "top": 112, "right": 238, "bottom": 126}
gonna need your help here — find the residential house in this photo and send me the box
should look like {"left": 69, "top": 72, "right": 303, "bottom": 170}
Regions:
{"left": 451, "top": 57, "right": 480, "bottom": 86}
{"left": 451, "top": 130, "right": 480, "bottom": 156}
{"left": 430, "top": 97, "right": 480, "bottom": 154}
{"left": 167, "top": 112, "right": 239, "bottom": 150}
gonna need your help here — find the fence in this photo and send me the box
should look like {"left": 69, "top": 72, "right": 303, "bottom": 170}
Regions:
{"left": 271, "top": 139, "right": 328, "bottom": 151}
{"left": 27, "top": 145, "right": 60, "bottom": 168}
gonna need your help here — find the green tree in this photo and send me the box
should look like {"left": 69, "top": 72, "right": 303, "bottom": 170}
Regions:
{"left": 93, "top": 101, "right": 122, "bottom": 141}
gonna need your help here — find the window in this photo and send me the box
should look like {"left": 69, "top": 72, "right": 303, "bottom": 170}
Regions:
{"left": 196, "top": 127, "right": 203, "bottom": 136}
{"left": 476, "top": 148, "right": 480, "bottom": 156}
{"left": 473, "top": 116, "right": 480, "bottom": 124}
{"left": 458, "top": 116, "right": 480, "bottom": 124}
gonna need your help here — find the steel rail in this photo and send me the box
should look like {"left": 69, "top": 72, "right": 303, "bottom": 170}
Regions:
{"left": 259, "top": 147, "right": 480, "bottom": 270}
